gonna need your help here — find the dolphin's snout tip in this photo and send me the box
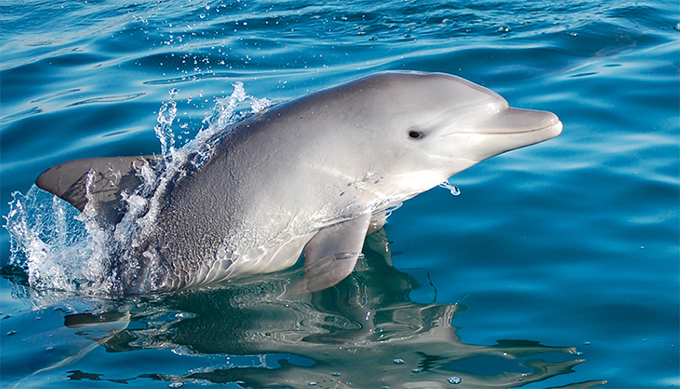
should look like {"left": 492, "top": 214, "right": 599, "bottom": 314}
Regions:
{"left": 529, "top": 110, "right": 562, "bottom": 145}
{"left": 552, "top": 118, "right": 563, "bottom": 136}
{"left": 544, "top": 112, "right": 563, "bottom": 139}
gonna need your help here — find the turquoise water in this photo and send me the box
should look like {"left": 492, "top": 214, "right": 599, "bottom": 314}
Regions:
{"left": 1, "top": 0, "right": 678, "bottom": 388}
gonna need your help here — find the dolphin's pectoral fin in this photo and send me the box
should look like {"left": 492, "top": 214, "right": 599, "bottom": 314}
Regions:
{"left": 287, "top": 214, "right": 372, "bottom": 294}
{"left": 367, "top": 202, "right": 402, "bottom": 236}
{"left": 36, "top": 156, "right": 164, "bottom": 225}
{"left": 367, "top": 213, "right": 387, "bottom": 235}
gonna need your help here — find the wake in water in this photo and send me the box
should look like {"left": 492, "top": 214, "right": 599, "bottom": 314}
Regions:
{"left": 3, "top": 83, "right": 271, "bottom": 296}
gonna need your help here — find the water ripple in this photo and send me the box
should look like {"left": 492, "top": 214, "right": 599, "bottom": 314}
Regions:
{"left": 65, "top": 92, "right": 146, "bottom": 107}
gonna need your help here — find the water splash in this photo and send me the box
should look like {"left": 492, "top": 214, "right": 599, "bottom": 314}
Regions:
{"left": 154, "top": 88, "right": 179, "bottom": 156}
{"left": 4, "top": 187, "right": 89, "bottom": 293}
{"left": 201, "top": 82, "right": 270, "bottom": 133}
{"left": 3, "top": 82, "right": 270, "bottom": 296}
{"left": 438, "top": 180, "right": 461, "bottom": 196}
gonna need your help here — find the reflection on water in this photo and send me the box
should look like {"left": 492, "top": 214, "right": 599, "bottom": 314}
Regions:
{"left": 4, "top": 230, "right": 605, "bottom": 389}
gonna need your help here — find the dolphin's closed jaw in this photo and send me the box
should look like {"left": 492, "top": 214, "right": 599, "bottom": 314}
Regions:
{"left": 460, "top": 108, "right": 563, "bottom": 162}
{"left": 478, "top": 108, "right": 562, "bottom": 137}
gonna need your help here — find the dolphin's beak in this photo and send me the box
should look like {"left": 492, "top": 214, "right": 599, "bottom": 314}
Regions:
{"left": 465, "top": 108, "right": 563, "bottom": 161}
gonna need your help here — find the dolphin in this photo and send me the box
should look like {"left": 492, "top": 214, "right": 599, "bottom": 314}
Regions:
{"left": 35, "top": 71, "right": 562, "bottom": 295}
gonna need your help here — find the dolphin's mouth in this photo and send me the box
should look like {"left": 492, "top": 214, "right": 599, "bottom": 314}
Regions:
{"left": 448, "top": 108, "right": 563, "bottom": 162}
{"left": 472, "top": 108, "right": 562, "bottom": 137}
{"left": 471, "top": 121, "right": 562, "bottom": 135}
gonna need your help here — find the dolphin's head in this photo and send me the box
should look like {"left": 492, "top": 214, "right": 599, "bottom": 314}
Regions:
{"left": 339, "top": 72, "right": 563, "bottom": 200}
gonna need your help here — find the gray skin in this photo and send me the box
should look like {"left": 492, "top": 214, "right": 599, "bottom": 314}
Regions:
{"left": 36, "top": 71, "right": 562, "bottom": 295}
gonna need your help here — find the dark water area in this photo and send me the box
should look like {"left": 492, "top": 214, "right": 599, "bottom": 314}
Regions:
{"left": 1, "top": 0, "right": 678, "bottom": 388}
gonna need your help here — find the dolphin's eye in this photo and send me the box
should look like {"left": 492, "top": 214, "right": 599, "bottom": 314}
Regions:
{"left": 408, "top": 129, "right": 424, "bottom": 140}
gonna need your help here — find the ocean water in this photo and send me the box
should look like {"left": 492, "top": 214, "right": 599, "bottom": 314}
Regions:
{"left": 1, "top": 0, "right": 678, "bottom": 388}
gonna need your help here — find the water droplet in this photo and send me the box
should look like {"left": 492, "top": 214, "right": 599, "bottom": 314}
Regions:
{"left": 169, "top": 88, "right": 179, "bottom": 98}
{"left": 6, "top": 331, "right": 16, "bottom": 336}
{"left": 46, "top": 346, "right": 54, "bottom": 351}
{"left": 447, "top": 376, "right": 461, "bottom": 384}
{"left": 2, "top": 315, "right": 10, "bottom": 319}
{"left": 439, "top": 181, "right": 461, "bottom": 196}
{"left": 575, "top": 351, "right": 583, "bottom": 356}
{"left": 309, "top": 382, "right": 318, "bottom": 386}
{"left": 412, "top": 368, "right": 421, "bottom": 373}
{"left": 497, "top": 26, "right": 511, "bottom": 32}
{"left": 331, "top": 372, "right": 340, "bottom": 377}
{"left": 168, "top": 382, "right": 184, "bottom": 388}
{"left": 393, "top": 358, "right": 405, "bottom": 364}
{"left": 250, "top": 97, "right": 271, "bottom": 113}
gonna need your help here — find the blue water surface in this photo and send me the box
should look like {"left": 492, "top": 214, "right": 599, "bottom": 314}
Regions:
{"left": 1, "top": 0, "right": 678, "bottom": 388}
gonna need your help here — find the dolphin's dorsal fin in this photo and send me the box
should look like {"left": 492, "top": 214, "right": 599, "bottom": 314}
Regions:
{"left": 287, "top": 213, "right": 371, "bottom": 294}
{"left": 35, "top": 156, "right": 164, "bottom": 224}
